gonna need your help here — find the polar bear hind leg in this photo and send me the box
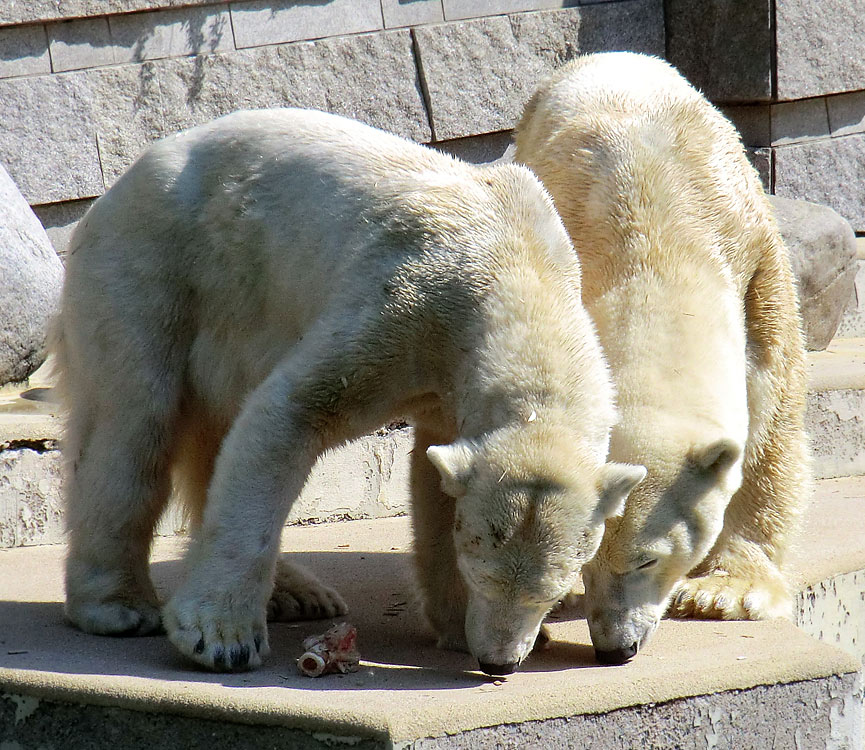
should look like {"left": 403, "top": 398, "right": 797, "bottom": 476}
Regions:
{"left": 671, "top": 234, "right": 809, "bottom": 620}
{"left": 62, "top": 321, "right": 185, "bottom": 636}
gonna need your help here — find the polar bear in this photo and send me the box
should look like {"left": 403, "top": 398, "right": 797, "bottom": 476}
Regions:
{"left": 515, "top": 52, "right": 809, "bottom": 664}
{"left": 56, "top": 108, "right": 646, "bottom": 676}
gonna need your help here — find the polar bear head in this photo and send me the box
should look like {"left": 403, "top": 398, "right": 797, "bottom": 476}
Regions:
{"left": 581, "top": 435, "right": 743, "bottom": 664}
{"left": 427, "top": 422, "right": 645, "bottom": 675}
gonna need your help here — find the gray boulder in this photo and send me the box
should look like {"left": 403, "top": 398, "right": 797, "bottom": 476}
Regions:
{"left": 770, "top": 195, "right": 858, "bottom": 351}
{"left": 0, "top": 165, "right": 63, "bottom": 385}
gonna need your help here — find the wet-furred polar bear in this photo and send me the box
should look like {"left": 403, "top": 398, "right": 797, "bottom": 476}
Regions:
{"left": 515, "top": 52, "right": 809, "bottom": 664}
{"left": 56, "top": 107, "right": 646, "bottom": 676}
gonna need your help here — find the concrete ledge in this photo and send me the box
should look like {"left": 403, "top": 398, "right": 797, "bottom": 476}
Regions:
{"left": 0, "top": 515, "right": 860, "bottom": 748}
{"left": 807, "top": 338, "right": 865, "bottom": 479}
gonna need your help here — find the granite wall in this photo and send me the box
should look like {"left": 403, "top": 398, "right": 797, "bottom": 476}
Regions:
{"left": 669, "top": 0, "right": 865, "bottom": 232}
{"left": 0, "top": 0, "right": 861, "bottom": 253}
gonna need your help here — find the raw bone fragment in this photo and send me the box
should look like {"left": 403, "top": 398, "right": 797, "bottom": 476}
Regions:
{"left": 297, "top": 622, "right": 360, "bottom": 677}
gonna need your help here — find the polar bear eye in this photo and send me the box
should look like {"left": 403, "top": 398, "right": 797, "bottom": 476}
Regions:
{"left": 635, "top": 559, "right": 658, "bottom": 571}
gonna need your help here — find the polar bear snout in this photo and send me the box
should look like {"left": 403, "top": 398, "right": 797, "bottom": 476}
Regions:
{"left": 594, "top": 642, "right": 638, "bottom": 665}
{"left": 464, "top": 592, "right": 547, "bottom": 676}
{"left": 478, "top": 659, "right": 519, "bottom": 676}
{"left": 585, "top": 603, "right": 660, "bottom": 666}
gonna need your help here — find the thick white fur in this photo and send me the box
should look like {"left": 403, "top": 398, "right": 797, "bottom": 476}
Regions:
{"left": 56, "top": 108, "right": 645, "bottom": 673}
{"left": 516, "top": 53, "right": 809, "bottom": 658}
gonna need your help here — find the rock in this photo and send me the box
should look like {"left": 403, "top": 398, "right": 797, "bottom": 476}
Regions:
{"left": 0, "top": 165, "right": 64, "bottom": 385}
{"left": 774, "top": 132, "right": 865, "bottom": 233}
{"left": 770, "top": 195, "right": 858, "bottom": 351}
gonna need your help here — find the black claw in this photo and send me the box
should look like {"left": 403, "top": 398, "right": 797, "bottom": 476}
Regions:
{"left": 254, "top": 635, "right": 263, "bottom": 653}
{"left": 231, "top": 644, "right": 250, "bottom": 669}
{"left": 194, "top": 637, "right": 206, "bottom": 655}
{"left": 212, "top": 646, "right": 227, "bottom": 671}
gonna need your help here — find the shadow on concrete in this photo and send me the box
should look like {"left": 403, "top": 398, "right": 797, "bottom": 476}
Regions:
{"left": 0, "top": 549, "right": 600, "bottom": 694}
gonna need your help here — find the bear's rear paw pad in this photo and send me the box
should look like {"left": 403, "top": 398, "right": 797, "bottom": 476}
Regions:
{"left": 669, "top": 573, "right": 791, "bottom": 620}
{"left": 268, "top": 560, "right": 347, "bottom": 622}
{"left": 66, "top": 599, "right": 163, "bottom": 636}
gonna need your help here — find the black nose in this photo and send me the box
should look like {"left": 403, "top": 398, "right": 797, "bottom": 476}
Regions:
{"left": 594, "top": 642, "right": 638, "bottom": 665}
{"left": 478, "top": 660, "right": 519, "bottom": 676}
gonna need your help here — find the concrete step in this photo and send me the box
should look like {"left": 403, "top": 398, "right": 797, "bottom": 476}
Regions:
{"left": 0, "top": 371, "right": 413, "bottom": 545}
{"left": 807, "top": 337, "right": 865, "bottom": 480}
{"left": 0, "top": 475, "right": 863, "bottom": 749}
{"left": 3, "top": 335, "right": 865, "bottom": 547}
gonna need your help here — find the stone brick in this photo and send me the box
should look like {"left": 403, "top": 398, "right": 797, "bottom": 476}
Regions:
{"left": 31, "top": 199, "right": 95, "bottom": 260}
{"left": 442, "top": 0, "right": 578, "bottom": 21}
{"left": 230, "top": 0, "right": 383, "bottom": 49}
{"left": 414, "top": 1, "right": 664, "bottom": 141}
{"left": 719, "top": 105, "right": 770, "bottom": 148}
{"left": 434, "top": 131, "right": 514, "bottom": 164}
{"left": 774, "top": 133, "right": 865, "bottom": 232}
{"left": 770, "top": 97, "right": 830, "bottom": 146}
{"left": 0, "top": 73, "right": 103, "bottom": 203}
{"left": 381, "top": 0, "right": 444, "bottom": 28}
{"left": 745, "top": 147, "right": 771, "bottom": 193}
{"left": 0, "top": 23, "right": 51, "bottom": 79}
{"left": 776, "top": 0, "right": 865, "bottom": 100}
{"left": 155, "top": 30, "right": 430, "bottom": 142}
{"left": 47, "top": 17, "right": 116, "bottom": 73}
{"left": 0, "top": 1, "right": 220, "bottom": 27}
{"left": 666, "top": 0, "right": 772, "bottom": 104}
{"left": 827, "top": 90, "right": 865, "bottom": 138}
{"left": 0, "top": 27, "right": 430, "bottom": 206}
{"left": 108, "top": 5, "right": 233, "bottom": 63}
{"left": 0, "top": 64, "right": 164, "bottom": 204}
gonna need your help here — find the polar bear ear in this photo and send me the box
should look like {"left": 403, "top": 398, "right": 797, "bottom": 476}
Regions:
{"left": 595, "top": 463, "right": 647, "bottom": 521}
{"left": 692, "top": 438, "right": 741, "bottom": 474}
{"left": 427, "top": 441, "right": 477, "bottom": 498}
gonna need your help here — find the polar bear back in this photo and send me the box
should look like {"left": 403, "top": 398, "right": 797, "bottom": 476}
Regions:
{"left": 516, "top": 52, "right": 775, "bottom": 296}
{"left": 63, "top": 108, "right": 603, "bottom": 432}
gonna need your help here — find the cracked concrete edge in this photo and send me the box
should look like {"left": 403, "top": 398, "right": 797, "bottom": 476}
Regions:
{"left": 797, "top": 568, "right": 865, "bottom": 664}
{"left": 395, "top": 673, "right": 865, "bottom": 749}
{"left": 0, "top": 668, "right": 861, "bottom": 749}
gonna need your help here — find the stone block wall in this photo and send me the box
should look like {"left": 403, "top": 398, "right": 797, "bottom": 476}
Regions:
{"left": 0, "top": 0, "right": 862, "bottom": 252}
{"left": 0, "top": 0, "right": 664, "bottom": 255}
{"left": 668, "top": 0, "right": 865, "bottom": 232}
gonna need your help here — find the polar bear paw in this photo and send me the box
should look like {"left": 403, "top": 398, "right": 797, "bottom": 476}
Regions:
{"left": 163, "top": 590, "right": 270, "bottom": 672}
{"left": 66, "top": 598, "right": 163, "bottom": 636}
{"left": 669, "top": 570, "right": 792, "bottom": 620}
{"left": 267, "top": 560, "right": 347, "bottom": 621}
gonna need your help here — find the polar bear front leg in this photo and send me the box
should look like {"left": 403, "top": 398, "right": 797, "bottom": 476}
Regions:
{"left": 163, "top": 369, "right": 339, "bottom": 671}
{"left": 672, "top": 242, "right": 809, "bottom": 621}
{"left": 409, "top": 427, "right": 470, "bottom": 652}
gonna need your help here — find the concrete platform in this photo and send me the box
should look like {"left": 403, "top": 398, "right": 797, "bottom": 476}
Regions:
{"left": 0, "top": 478, "right": 862, "bottom": 748}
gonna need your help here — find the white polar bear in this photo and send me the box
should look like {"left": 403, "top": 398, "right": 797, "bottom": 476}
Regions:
{"left": 515, "top": 52, "right": 809, "bottom": 664}
{"left": 56, "top": 108, "right": 645, "bottom": 676}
